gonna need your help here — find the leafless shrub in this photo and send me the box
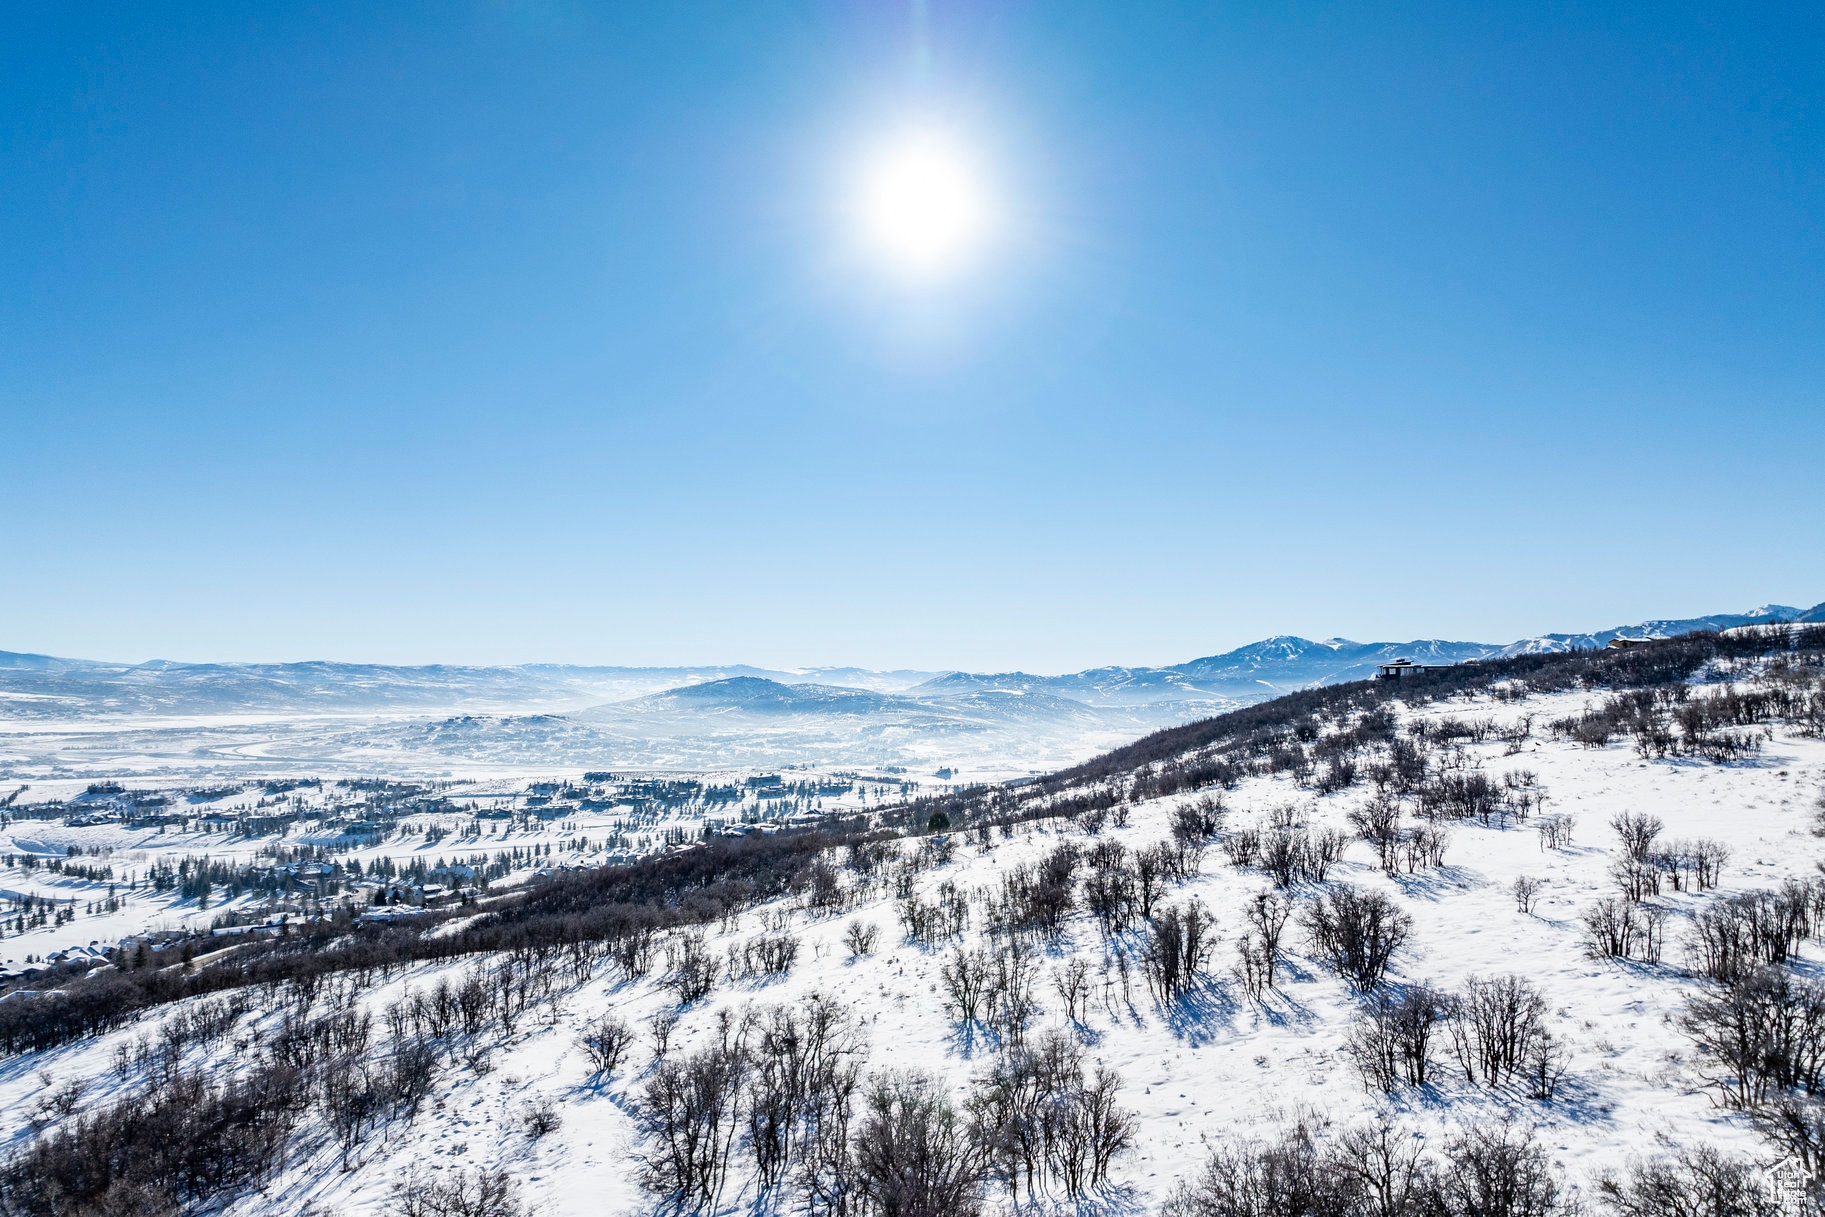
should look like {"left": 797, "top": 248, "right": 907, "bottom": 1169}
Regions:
{"left": 1681, "top": 967, "right": 1825, "bottom": 1108}
{"left": 969, "top": 1031, "right": 1135, "bottom": 1202}
{"left": 1596, "top": 1145, "right": 1777, "bottom": 1217}
{"left": 1173, "top": 795, "right": 1226, "bottom": 843}
{"left": 1222, "top": 826, "right": 1262, "bottom": 869}
{"left": 1402, "top": 823, "right": 1450, "bottom": 872}
{"left": 1524, "top": 1029, "right": 1570, "bottom": 1101}
{"left": 649, "top": 1006, "right": 680, "bottom": 1058}
{"left": 522, "top": 1095, "right": 560, "bottom": 1138}
{"left": 1143, "top": 899, "right": 1215, "bottom": 1001}
{"left": 1083, "top": 841, "right": 1139, "bottom": 933}
{"left": 1052, "top": 958, "right": 1092, "bottom": 1025}
{"left": 745, "top": 997, "right": 866, "bottom": 1195}
{"left": 1448, "top": 974, "right": 1551, "bottom": 1089}
{"left": 579, "top": 1014, "right": 634, "bottom": 1075}
{"left": 1238, "top": 891, "right": 1291, "bottom": 994}
{"left": 639, "top": 1044, "right": 747, "bottom": 1207}
{"left": 1161, "top": 1115, "right": 1567, "bottom": 1217}
{"left": 1303, "top": 884, "right": 1412, "bottom": 992}
{"left": 1345, "top": 983, "right": 1449, "bottom": 1091}
{"left": 1583, "top": 897, "right": 1654, "bottom": 961}
{"left": 663, "top": 932, "right": 718, "bottom": 1004}
{"left": 1513, "top": 876, "right": 1543, "bottom": 915}
{"left": 1611, "top": 811, "right": 1664, "bottom": 860}
{"left": 1537, "top": 815, "right": 1576, "bottom": 851}
{"left": 1349, "top": 794, "right": 1403, "bottom": 874}
{"left": 853, "top": 1070, "right": 989, "bottom": 1217}
{"left": 399, "top": 1168, "right": 526, "bottom": 1217}
{"left": 1685, "top": 885, "right": 1816, "bottom": 981}
{"left": 740, "top": 932, "right": 800, "bottom": 977}
{"left": 986, "top": 939, "right": 1040, "bottom": 1045}
{"left": 941, "top": 947, "right": 993, "bottom": 1026}
{"left": 1612, "top": 858, "right": 1662, "bottom": 902}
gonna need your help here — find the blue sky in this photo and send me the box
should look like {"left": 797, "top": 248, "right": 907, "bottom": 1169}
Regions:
{"left": 3, "top": 2, "right": 1820, "bottom": 672}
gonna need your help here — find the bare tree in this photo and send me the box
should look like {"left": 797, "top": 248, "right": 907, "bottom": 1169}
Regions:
{"left": 1303, "top": 885, "right": 1413, "bottom": 992}
{"left": 1597, "top": 1146, "right": 1778, "bottom": 1217}
{"left": 852, "top": 1070, "right": 989, "bottom": 1217}
{"left": 1610, "top": 811, "right": 1664, "bottom": 860}
{"left": 1052, "top": 958, "right": 1092, "bottom": 1025}
{"left": 579, "top": 1014, "right": 634, "bottom": 1075}
{"left": 843, "top": 919, "right": 879, "bottom": 958}
{"left": 1448, "top": 974, "right": 1550, "bottom": 1089}
{"left": 1143, "top": 899, "right": 1215, "bottom": 1001}
{"left": 398, "top": 1168, "right": 525, "bottom": 1217}
{"left": 639, "top": 1044, "right": 747, "bottom": 1208}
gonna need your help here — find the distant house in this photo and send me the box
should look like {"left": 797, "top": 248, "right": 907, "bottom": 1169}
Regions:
{"left": 197, "top": 813, "right": 239, "bottom": 832}
{"left": 1606, "top": 637, "right": 1653, "bottom": 650}
{"left": 1374, "top": 659, "right": 1449, "bottom": 681}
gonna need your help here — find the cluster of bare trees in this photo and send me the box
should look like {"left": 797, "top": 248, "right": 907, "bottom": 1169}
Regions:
{"left": 1142, "top": 899, "right": 1216, "bottom": 1000}
{"left": 1550, "top": 682, "right": 1786, "bottom": 763}
{"left": 1233, "top": 891, "right": 1292, "bottom": 999}
{"left": 1597, "top": 1146, "right": 1781, "bottom": 1217}
{"left": 1160, "top": 1115, "right": 1571, "bottom": 1217}
{"left": 729, "top": 931, "right": 800, "bottom": 979}
{"left": 1536, "top": 814, "right": 1575, "bottom": 850}
{"left": 1302, "top": 885, "right": 1413, "bottom": 992}
{"left": 1084, "top": 838, "right": 1192, "bottom": 930}
{"left": 1582, "top": 897, "right": 1669, "bottom": 964}
{"left": 1682, "top": 965, "right": 1825, "bottom": 1110}
{"left": 1347, "top": 794, "right": 1449, "bottom": 876}
{"left": 1687, "top": 883, "right": 1825, "bottom": 981}
{"left": 1582, "top": 814, "right": 1740, "bottom": 965}
{"left": 1607, "top": 812, "right": 1729, "bottom": 896}
{"left": 1662, "top": 855, "right": 1825, "bottom": 1176}
{"left": 1225, "top": 810, "right": 1350, "bottom": 887}
{"left": 980, "top": 844, "right": 1081, "bottom": 939}
{"left": 639, "top": 995, "right": 866, "bottom": 1209}
{"left": 1346, "top": 974, "right": 1566, "bottom": 1100}
{"left": 898, "top": 881, "right": 969, "bottom": 944}
{"left": 0, "top": 962, "right": 522, "bottom": 1217}
{"left": 1345, "top": 984, "right": 1450, "bottom": 1089}
{"left": 939, "top": 940, "right": 1041, "bottom": 1044}
{"left": 969, "top": 1029, "right": 1137, "bottom": 1203}
{"left": 636, "top": 1001, "right": 1137, "bottom": 1214}
{"left": 398, "top": 1168, "right": 525, "bottom": 1217}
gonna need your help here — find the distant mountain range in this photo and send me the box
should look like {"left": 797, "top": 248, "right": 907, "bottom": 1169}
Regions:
{"left": 1, "top": 601, "right": 1817, "bottom": 724}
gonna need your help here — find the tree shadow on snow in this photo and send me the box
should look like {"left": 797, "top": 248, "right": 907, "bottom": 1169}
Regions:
{"left": 1243, "top": 986, "right": 1323, "bottom": 1030}
{"left": 1005, "top": 1183, "right": 1147, "bottom": 1217}
{"left": 1389, "top": 865, "right": 1483, "bottom": 902}
{"left": 1158, "top": 978, "right": 1240, "bottom": 1046}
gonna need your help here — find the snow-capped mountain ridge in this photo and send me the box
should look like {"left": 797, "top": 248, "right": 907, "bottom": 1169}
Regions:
{"left": 3, "top": 601, "right": 1818, "bottom": 726}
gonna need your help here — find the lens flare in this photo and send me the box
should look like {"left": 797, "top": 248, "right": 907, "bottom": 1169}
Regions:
{"left": 859, "top": 132, "right": 989, "bottom": 278}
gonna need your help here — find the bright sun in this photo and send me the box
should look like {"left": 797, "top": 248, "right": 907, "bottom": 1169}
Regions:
{"left": 859, "top": 133, "right": 989, "bottom": 278}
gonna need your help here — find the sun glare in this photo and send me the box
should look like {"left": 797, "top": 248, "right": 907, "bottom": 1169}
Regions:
{"left": 859, "top": 132, "right": 989, "bottom": 278}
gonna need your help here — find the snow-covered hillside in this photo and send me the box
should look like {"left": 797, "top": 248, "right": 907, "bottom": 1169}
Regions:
{"left": 3, "top": 630, "right": 1824, "bottom": 1216}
